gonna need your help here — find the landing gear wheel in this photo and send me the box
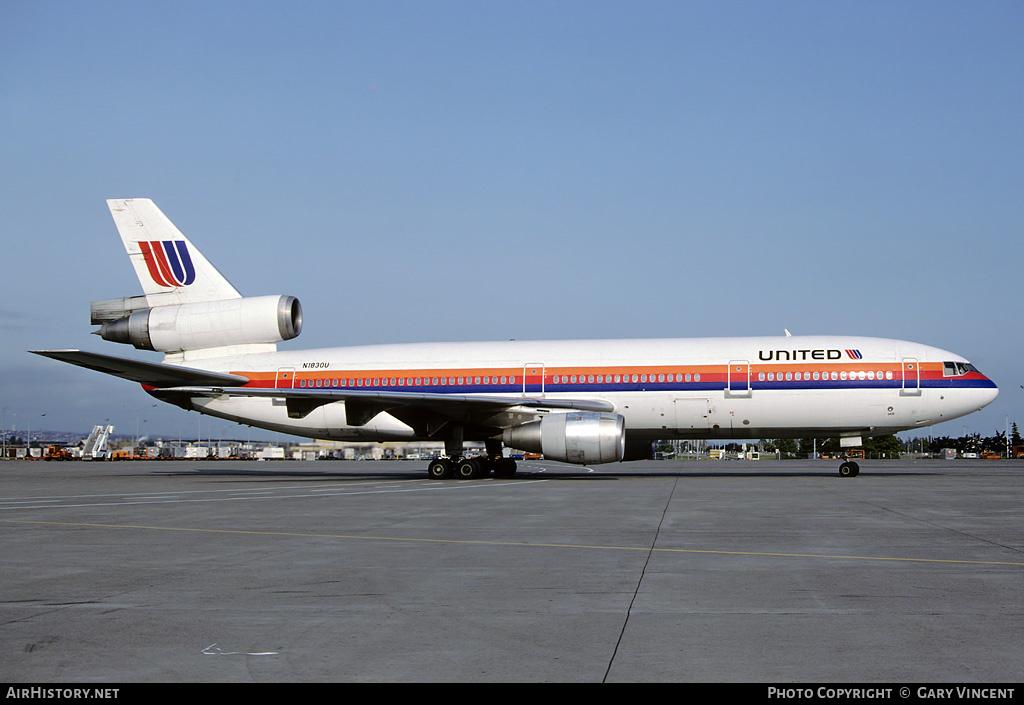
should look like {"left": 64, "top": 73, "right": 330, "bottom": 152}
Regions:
{"left": 456, "top": 458, "right": 486, "bottom": 479}
{"left": 838, "top": 461, "right": 860, "bottom": 478}
{"left": 427, "top": 458, "right": 454, "bottom": 480}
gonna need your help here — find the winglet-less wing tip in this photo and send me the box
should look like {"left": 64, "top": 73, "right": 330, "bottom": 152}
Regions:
{"left": 30, "top": 349, "right": 249, "bottom": 388}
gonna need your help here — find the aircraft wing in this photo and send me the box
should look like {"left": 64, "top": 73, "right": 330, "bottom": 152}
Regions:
{"left": 162, "top": 385, "right": 615, "bottom": 434}
{"left": 32, "top": 348, "right": 614, "bottom": 436}
{"left": 30, "top": 349, "right": 251, "bottom": 388}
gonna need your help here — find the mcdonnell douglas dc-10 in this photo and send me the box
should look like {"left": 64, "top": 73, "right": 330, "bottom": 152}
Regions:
{"left": 33, "top": 199, "right": 998, "bottom": 477}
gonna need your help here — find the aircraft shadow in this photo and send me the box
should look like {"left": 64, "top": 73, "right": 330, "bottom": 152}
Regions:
{"left": 123, "top": 463, "right": 940, "bottom": 482}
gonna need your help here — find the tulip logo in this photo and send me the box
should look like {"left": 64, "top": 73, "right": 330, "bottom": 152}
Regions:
{"left": 139, "top": 240, "right": 196, "bottom": 287}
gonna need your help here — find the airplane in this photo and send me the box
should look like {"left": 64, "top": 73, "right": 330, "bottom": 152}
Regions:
{"left": 33, "top": 199, "right": 999, "bottom": 478}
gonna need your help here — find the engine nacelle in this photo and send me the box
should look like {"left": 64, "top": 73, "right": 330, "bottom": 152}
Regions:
{"left": 503, "top": 412, "right": 625, "bottom": 465}
{"left": 96, "top": 295, "right": 302, "bottom": 352}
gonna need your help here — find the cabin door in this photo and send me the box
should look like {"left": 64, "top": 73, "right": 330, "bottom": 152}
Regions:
{"left": 522, "top": 363, "right": 546, "bottom": 397}
{"left": 275, "top": 367, "right": 296, "bottom": 389}
{"left": 726, "top": 360, "right": 752, "bottom": 398}
{"left": 901, "top": 358, "right": 921, "bottom": 396}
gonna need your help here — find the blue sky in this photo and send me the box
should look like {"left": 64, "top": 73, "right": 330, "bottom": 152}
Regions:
{"left": 1, "top": 1, "right": 1021, "bottom": 442}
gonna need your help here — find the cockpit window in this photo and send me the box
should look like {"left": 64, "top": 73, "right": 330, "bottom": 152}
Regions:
{"left": 943, "top": 361, "right": 976, "bottom": 376}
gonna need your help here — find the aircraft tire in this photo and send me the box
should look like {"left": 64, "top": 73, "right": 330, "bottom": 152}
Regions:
{"left": 427, "top": 458, "right": 455, "bottom": 480}
{"left": 456, "top": 458, "right": 484, "bottom": 479}
{"left": 838, "top": 461, "right": 860, "bottom": 478}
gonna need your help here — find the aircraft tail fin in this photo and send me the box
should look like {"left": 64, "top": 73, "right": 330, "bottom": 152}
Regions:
{"left": 89, "top": 199, "right": 299, "bottom": 359}
{"left": 107, "top": 199, "right": 241, "bottom": 306}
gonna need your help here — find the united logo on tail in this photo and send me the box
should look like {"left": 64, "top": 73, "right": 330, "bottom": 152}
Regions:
{"left": 139, "top": 240, "right": 196, "bottom": 287}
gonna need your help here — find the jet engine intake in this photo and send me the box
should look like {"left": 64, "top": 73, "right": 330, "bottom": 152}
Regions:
{"left": 96, "top": 295, "right": 302, "bottom": 352}
{"left": 503, "top": 411, "right": 625, "bottom": 465}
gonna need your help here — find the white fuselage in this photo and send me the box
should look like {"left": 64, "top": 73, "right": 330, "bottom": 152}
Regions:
{"left": 157, "top": 334, "right": 998, "bottom": 444}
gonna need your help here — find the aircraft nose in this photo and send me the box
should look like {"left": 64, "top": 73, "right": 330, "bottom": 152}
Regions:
{"left": 967, "top": 373, "right": 999, "bottom": 412}
{"left": 978, "top": 383, "right": 999, "bottom": 409}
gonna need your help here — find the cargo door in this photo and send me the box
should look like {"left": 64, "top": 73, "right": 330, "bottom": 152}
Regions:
{"left": 674, "top": 398, "right": 712, "bottom": 432}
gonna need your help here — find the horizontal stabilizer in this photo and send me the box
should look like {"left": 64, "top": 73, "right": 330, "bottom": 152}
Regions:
{"left": 30, "top": 349, "right": 250, "bottom": 388}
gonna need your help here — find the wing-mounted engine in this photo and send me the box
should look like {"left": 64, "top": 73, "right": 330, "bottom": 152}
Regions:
{"left": 503, "top": 411, "right": 625, "bottom": 465}
{"left": 91, "top": 294, "right": 302, "bottom": 353}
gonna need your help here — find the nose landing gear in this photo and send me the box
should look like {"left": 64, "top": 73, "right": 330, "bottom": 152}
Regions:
{"left": 838, "top": 460, "right": 860, "bottom": 477}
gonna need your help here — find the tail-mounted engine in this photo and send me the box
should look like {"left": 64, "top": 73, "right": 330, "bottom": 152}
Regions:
{"left": 503, "top": 411, "right": 625, "bottom": 465}
{"left": 90, "top": 295, "right": 302, "bottom": 352}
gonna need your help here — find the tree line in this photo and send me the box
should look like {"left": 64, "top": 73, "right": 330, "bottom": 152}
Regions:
{"left": 759, "top": 422, "right": 1022, "bottom": 459}
{"left": 910, "top": 421, "right": 1021, "bottom": 455}
{"left": 762, "top": 435, "right": 903, "bottom": 458}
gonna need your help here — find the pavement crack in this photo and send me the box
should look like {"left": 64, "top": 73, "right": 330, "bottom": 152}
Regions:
{"left": 603, "top": 475, "right": 680, "bottom": 682}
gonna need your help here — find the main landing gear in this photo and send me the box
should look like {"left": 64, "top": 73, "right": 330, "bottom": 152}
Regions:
{"left": 427, "top": 434, "right": 517, "bottom": 479}
{"left": 427, "top": 456, "right": 518, "bottom": 480}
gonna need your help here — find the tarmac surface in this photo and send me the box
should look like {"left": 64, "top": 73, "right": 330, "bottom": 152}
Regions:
{"left": 1, "top": 457, "right": 1022, "bottom": 683}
